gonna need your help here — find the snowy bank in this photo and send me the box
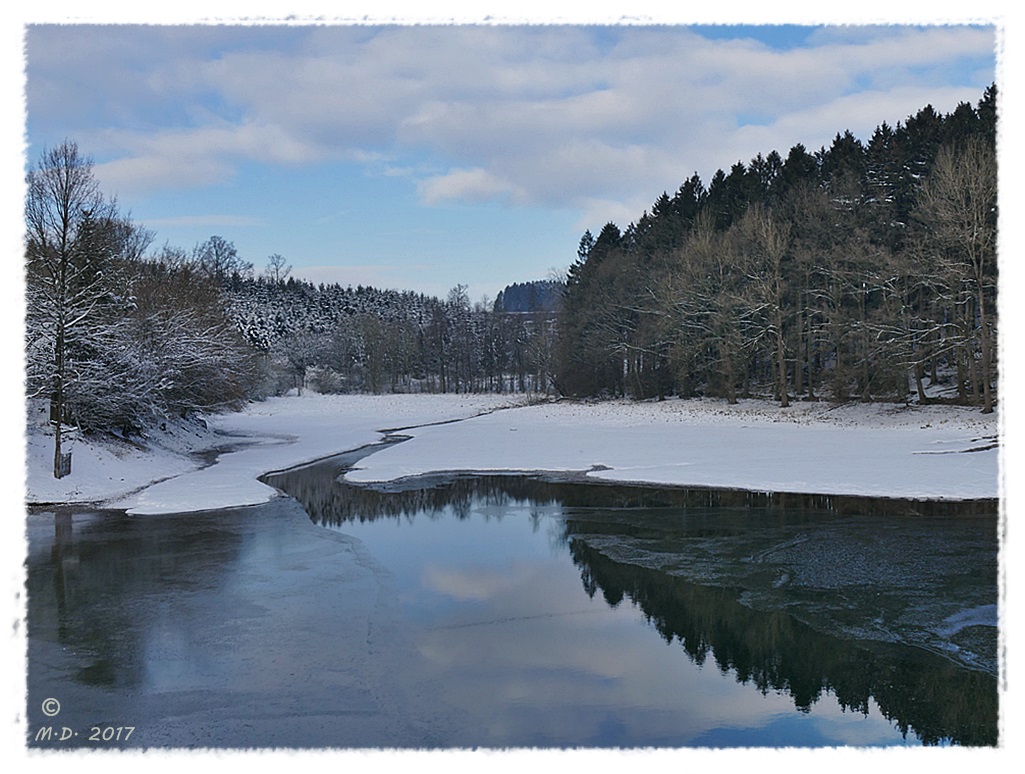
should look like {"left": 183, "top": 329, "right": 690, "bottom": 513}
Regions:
{"left": 24, "top": 394, "right": 999, "bottom": 516}
{"left": 24, "top": 402, "right": 223, "bottom": 506}
{"left": 343, "top": 398, "right": 1000, "bottom": 502}
{"left": 25, "top": 393, "right": 527, "bottom": 514}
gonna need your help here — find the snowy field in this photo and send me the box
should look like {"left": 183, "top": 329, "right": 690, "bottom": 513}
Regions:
{"left": 23, "top": 393, "right": 999, "bottom": 515}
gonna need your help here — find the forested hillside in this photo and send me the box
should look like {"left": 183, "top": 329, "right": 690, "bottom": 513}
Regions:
{"left": 24, "top": 86, "right": 998, "bottom": 478}
{"left": 556, "top": 86, "right": 998, "bottom": 413}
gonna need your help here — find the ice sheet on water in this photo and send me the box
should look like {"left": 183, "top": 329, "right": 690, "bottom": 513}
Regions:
{"left": 569, "top": 507, "right": 998, "bottom": 676}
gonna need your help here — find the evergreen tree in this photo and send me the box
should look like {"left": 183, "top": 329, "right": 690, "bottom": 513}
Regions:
{"left": 554, "top": 84, "right": 997, "bottom": 409}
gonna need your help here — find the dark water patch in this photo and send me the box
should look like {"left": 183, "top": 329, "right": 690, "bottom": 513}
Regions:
{"left": 26, "top": 507, "right": 253, "bottom": 698}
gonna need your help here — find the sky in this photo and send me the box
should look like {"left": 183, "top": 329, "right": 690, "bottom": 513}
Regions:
{"left": 13, "top": 5, "right": 1005, "bottom": 302}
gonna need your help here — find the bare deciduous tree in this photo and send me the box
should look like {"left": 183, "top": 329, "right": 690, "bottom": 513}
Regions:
{"left": 265, "top": 253, "right": 292, "bottom": 283}
{"left": 193, "top": 235, "right": 253, "bottom": 282}
{"left": 736, "top": 205, "right": 793, "bottom": 407}
{"left": 917, "top": 138, "right": 997, "bottom": 413}
{"left": 25, "top": 141, "right": 151, "bottom": 476}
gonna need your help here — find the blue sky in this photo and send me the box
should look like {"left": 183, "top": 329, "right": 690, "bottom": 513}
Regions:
{"left": 19, "top": 13, "right": 1000, "bottom": 301}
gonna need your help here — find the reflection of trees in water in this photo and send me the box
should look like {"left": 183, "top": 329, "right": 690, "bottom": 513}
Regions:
{"left": 266, "top": 461, "right": 997, "bottom": 527}
{"left": 267, "top": 466, "right": 564, "bottom": 526}
{"left": 266, "top": 460, "right": 998, "bottom": 747}
{"left": 567, "top": 537, "right": 997, "bottom": 747}
{"left": 27, "top": 508, "right": 246, "bottom": 691}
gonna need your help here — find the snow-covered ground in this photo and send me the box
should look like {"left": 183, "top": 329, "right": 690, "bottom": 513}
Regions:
{"left": 23, "top": 393, "right": 999, "bottom": 515}
{"left": 24, "top": 393, "right": 525, "bottom": 514}
{"left": 344, "top": 398, "right": 1000, "bottom": 501}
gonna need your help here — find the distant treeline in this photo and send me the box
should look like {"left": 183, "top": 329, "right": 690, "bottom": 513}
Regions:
{"left": 226, "top": 278, "right": 557, "bottom": 396}
{"left": 556, "top": 85, "right": 997, "bottom": 412}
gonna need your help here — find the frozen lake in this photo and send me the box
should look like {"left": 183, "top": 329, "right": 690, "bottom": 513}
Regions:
{"left": 26, "top": 446, "right": 999, "bottom": 749}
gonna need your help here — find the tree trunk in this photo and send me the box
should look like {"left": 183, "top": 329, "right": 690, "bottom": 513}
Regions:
{"left": 794, "top": 307, "right": 805, "bottom": 397}
{"left": 977, "top": 284, "right": 994, "bottom": 414}
{"left": 776, "top": 313, "right": 789, "bottom": 408}
{"left": 52, "top": 399, "right": 64, "bottom": 478}
{"left": 52, "top": 278, "right": 67, "bottom": 478}
{"left": 914, "top": 362, "right": 928, "bottom": 404}
{"left": 806, "top": 310, "right": 817, "bottom": 400}
{"left": 955, "top": 340, "right": 968, "bottom": 403}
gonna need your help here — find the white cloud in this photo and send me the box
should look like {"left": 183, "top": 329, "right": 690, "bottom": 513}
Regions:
{"left": 27, "top": 23, "right": 997, "bottom": 220}
{"left": 92, "top": 120, "right": 326, "bottom": 195}
{"left": 417, "top": 167, "right": 524, "bottom": 205}
{"left": 94, "top": 150, "right": 233, "bottom": 193}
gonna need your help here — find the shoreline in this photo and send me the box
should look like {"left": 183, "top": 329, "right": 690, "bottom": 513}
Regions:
{"left": 321, "top": 461, "right": 1001, "bottom": 514}
{"left": 22, "top": 393, "right": 1001, "bottom": 515}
